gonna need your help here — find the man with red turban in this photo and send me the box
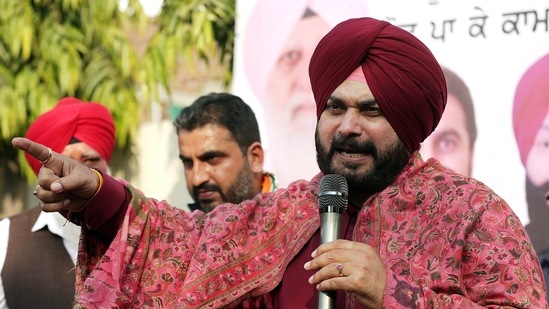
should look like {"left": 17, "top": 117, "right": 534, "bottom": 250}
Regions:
{"left": 14, "top": 18, "right": 548, "bottom": 308}
{"left": 0, "top": 97, "right": 115, "bottom": 309}
{"left": 513, "top": 52, "right": 549, "bottom": 302}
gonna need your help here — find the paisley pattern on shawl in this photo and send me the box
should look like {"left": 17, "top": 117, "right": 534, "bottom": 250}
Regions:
{"left": 71, "top": 152, "right": 548, "bottom": 308}
{"left": 350, "top": 153, "right": 547, "bottom": 308}
{"left": 73, "top": 178, "right": 321, "bottom": 308}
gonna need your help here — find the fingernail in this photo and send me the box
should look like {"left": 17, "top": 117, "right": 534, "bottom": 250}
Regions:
{"left": 308, "top": 275, "right": 314, "bottom": 284}
{"left": 63, "top": 199, "right": 70, "bottom": 207}
{"left": 51, "top": 182, "right": 62, "bottom": 192}
{"left": 304, "top": 261, "right": 310, "bottom": 269}
{"left": 311, "top": 249, "right": 317, "bottom": 258}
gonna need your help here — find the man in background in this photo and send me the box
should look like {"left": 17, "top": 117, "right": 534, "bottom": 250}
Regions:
{"left": 243, "top": 0, "right": 369, "bottom": 187}
{"left": 173, "top": 92, "right": 276, "bottom": 213}
{"left": 0, "top": 97, "right": 115, "bottom": 309}
{"left": 513, "top": 52, "right": 549, "bottom": 301}
{"left": 420, "top": 66, "right": 477, "bottom": 176}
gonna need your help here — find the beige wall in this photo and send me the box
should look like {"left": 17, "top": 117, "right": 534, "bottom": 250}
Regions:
{"left": 132, "top": 119, "right": 192, "bottom": 210}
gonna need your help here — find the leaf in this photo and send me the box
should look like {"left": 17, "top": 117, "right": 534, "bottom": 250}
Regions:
{"left": 0, "top": 0, "right": 236, "bottom": 184}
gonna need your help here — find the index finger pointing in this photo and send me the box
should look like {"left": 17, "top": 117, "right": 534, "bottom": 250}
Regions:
{"left": 12, "top": 137, "right": 53, "bottom": 163}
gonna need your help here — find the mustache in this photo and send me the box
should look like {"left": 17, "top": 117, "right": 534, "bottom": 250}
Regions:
{"left": 192, "top": 183, "right": 221, "bottom": 197}
{"left": 331, "top": 134, "right": 377, "bottom": 156}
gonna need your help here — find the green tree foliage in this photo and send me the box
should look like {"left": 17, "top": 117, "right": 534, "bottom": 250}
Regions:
{"left": 144, "top": 0, "right": 236, "bottom": 95}
{"left": 0, "top": 0, "right": 151, "bottom": 180}
{"left": 0, "top": 0, "right": 237, "bottom": 182}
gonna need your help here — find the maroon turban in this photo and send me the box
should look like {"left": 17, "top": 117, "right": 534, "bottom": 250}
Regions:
{"left": 309, "top": 17, "right": 447, "bottom": 152}
{"left": 25, "top": 97, "right": 116, "bottom": 175}
{"left": 513, "top": 53, "right": 549, "bottom": 166}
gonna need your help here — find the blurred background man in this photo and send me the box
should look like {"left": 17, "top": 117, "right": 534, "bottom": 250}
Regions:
{"left": 242, "top": 0, "right": 369, "bottom": 187}
{"left": 420, "top": 66, "right": 477, "bottom": 176}
{"left": 513, "top": 52, "right": 549, "bottom": 301}
{"left": 0, "top": 97, "right": 115, "bottom": 309}
{"left": 173, "top": 92, "right": 276, "bottom": 213}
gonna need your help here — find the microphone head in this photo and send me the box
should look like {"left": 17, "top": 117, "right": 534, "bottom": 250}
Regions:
{"left": 318, "top": 174, "right": 348, "bottom": 214}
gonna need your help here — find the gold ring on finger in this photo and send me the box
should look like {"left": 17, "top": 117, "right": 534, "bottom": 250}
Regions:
{"left": 39, "top": 147, "right": 53, "bottom": 165}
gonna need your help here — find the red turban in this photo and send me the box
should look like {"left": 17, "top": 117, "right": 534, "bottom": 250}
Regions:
{"left": 513, "top": 53, "right": 549, "bottom": 166}
{"left": 25, "top": 97, "right": 116, "bottom": 175}
{"left": 309, "top": 17, "right": 447, "bottom": 152}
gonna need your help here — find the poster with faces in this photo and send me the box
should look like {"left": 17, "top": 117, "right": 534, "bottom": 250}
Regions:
{"left": 232, "top": 0, "right": 549, "bottom": 239}
{"left": 366, "top": 0, "right": 549, "bottom": 228}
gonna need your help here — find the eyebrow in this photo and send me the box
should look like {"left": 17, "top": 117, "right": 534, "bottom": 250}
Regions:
{"left": 81, "top": 152, "right": 102, "bottom": 159}
{"left": 328, "top": 95, "right": 378, "bottom": 107}
{"left": 435, "top": 130, "right": 461, "bottom": 139}
{"left": 179, "top": 150, "right": 227, "bottom": 161}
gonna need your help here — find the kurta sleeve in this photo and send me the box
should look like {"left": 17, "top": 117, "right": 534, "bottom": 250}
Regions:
{"left": 63, "top": 172, "right": 130, "bottom": 241}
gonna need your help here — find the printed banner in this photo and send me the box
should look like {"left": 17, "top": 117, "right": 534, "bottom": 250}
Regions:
{"left": 232, "top": 0, "right": 549, "bottom": 253}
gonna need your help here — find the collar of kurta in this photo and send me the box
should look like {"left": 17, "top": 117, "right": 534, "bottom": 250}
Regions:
{"left": 261, "top": 172, "right": 278, "bottom": 193}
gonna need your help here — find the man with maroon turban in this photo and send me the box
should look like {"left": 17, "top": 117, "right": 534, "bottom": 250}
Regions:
{"left": 0, "top": 97, "right": 115, "bottom": 309}
{"left": 13, "top": 18, "right": 547, "bottom": 308}
{"left": 513, "top": 52, "right": 549, "bottom": 302}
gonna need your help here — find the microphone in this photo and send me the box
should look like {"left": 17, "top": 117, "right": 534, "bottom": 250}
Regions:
{"left": 317, "top": 174, "right": 348, "bottom": 309}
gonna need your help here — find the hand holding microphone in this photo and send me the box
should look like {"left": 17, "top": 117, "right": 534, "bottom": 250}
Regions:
{"left": 305, "top": 174, "right": 387, "bottom": 309}
{"left": 317, "top": 174, "right": 348, "bottom": 309}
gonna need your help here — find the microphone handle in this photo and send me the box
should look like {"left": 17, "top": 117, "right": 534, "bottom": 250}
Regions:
{"left": 318, "top": 212, "right": 343, "bottom": 309}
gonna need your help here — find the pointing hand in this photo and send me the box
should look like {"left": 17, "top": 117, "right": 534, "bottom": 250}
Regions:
{"left": 12, "top": 137, "right": 101, "bottom": 213}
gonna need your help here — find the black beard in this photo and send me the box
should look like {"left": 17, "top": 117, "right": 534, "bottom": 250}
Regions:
{"left": 524, "top": 177, "right": 549, "bottom": 253}
{"left": 315, "top": 129, "right": 410, "bottom": 196}
{"left": 192, "top": 161, "right": 255, "bottom": 213}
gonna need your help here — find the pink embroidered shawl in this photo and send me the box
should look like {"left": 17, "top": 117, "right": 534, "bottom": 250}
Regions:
{"left": 72, "top": 153, "right": 548, "bottom": 308}
{"left": 74, "top": 177, "right": 321, "bottom": 308}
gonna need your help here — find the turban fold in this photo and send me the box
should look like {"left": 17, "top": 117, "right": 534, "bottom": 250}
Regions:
{"left": 243, "top": 0, "right": 369, "bottom": 100}
{"left": 25, "top": 97, "right": 116, "bottom": 175}
{"left": 513, "top": 53, "right": 549, "bottom": 166}
{"left": 309, "top": 17, "right": 447, "bottom": 152}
